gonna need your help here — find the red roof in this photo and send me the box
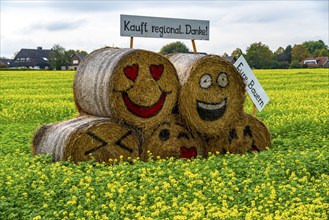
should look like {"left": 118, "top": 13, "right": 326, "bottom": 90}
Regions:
{"left": 301, "top": 57, "right": 329, "bottom": 67}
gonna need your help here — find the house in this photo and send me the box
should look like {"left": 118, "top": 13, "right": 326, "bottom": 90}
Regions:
{"left": 0, "top": 58, "right": 13, "bottom": 68}
{"left": 10, "top": 47, "right": 51, "bottom": 69}
{"left": 223, "top": 56, "right": 237, "bottom": 64}
{"left": 68, "top": 53, "right": 87, "bottom": 70}
{"left": 301, "top": 57, "right": 329, "bottom": 68}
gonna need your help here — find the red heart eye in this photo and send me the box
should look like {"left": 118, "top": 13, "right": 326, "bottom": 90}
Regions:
{"left": 124, "top": 64, "right": 139, "bottom": 82}
{"left": 149, "top": 64, "right": 164, "bottom": 81}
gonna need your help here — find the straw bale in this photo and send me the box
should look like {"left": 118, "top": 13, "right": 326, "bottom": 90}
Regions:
{"left": 141, "top": 115, "right": 206, "bottom": 161}
{"left": 74, "top": 47, "right": 179, "bottom": 130}
{"left": 205, "top": 113, "right": 271, "bottom": 154}
{"left": 168, "top": 53, "right": 246, "bottom": 136}
{"left": 32, "top": 115, "right": 141, "bottom": 163}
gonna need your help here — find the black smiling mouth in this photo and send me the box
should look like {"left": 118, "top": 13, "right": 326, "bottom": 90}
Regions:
{"left": 196, "top": 98, "right": 227, "bottom": 121}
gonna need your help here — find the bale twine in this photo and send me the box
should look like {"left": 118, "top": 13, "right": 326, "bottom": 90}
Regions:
{"left": 141, "top": 115, "right": 206, "bottom": 161}
{"left": 32, "top": 115, "right": 141, "bottom": 164}
{"left": 74, "top": 47, "right": 179, "bottom": 130}
{"left": 205, "top": 113, "right": 271, "bottom": 154}
{"left": 168, "top": 53, "right": 246, "bottom": 136}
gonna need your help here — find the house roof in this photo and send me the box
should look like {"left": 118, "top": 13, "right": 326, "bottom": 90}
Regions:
{"left": 76, "top": 53, "right": 87, "bottom": 60}
{"left": 0, "top": 58, "right": 13, "bottom": 66}
{"left": 10, "top": 48, "right": 51, "bottom": 68}
{"left": 223, "top": 56, "right": 237, "bottom": 64}
{"left": 301, "top": 57, "right": 329, "bottom": 67}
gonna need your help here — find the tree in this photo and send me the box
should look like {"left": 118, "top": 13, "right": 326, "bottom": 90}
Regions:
{"left": 231, "top": 48, "right": 243, "bottom": 58}
{"left": 160, "top": 41, "right": 189, "bottom": 55}
{"left": 284, "top": 45, "right": 292, "bottom": 64}
{"left": 303, "top": 40, "right": 328, "bottom": 56}
{"left": 49, "top": 44, "right": 69, "bottom": 70}
{"left": 245, "top": 42, "right": 273, "bottom": 69}
{"left": 291, "top": 44, "right": 310, "bottom": 62}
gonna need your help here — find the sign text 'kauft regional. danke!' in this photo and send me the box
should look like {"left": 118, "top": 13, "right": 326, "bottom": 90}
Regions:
{"left": 120, "top": 15, "right": 209, "bottom": 40}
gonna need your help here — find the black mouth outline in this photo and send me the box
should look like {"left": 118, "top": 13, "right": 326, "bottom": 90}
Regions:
{"left": 196, "top": 98, "right": 227, "bottom": 121}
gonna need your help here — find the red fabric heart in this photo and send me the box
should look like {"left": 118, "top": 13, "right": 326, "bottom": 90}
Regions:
{"left": 180, "top": 146, "right": 197, "bottom": 159}
{"left": 149, "top": 64, "right": 164, "bottom": 81}
{"left": 124, "top": 64, "right": 139, "bottom": 82}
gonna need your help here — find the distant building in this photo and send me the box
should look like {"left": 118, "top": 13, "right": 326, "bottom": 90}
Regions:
{"left": 223, "top": 56, "right": 237, "bottom": 64}
{"left": 0, "top": 58, "right": 13, "bottom": 68}
{"left": 10, "top": 47, "right": 51, "bottom": 69}
{"left": 68, "top": 53, "right": 87, "bottom": 70}
{"left": 301, "top": 57, "right": 329, "bottom": 68}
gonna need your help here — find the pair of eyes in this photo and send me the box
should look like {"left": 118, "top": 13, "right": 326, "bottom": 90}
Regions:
{"left": 159, "top": 129, "right": 190, "bottom": 142}
{"left": 199, "top": 72, "right": 228, "bottom": 89}
{"left": 123, "top": 64, "right": 164, "bottom": 82}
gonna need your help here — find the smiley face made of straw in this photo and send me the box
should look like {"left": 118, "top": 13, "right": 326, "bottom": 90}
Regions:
{"left": 32, "top": 116, "right": 141, "bottom": 164}
{"left": 141, "top": 115, "right": 205, "bottom": 161}
{"left": 74, "top": 47, "right": 179, "bottom": 130}
{"left": 169, "top": 54, "right": 245, "bottom": 136}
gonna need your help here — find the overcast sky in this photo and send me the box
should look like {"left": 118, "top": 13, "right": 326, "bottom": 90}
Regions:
{"left": 1, "top": 0, "right": 328, "bottom": 58}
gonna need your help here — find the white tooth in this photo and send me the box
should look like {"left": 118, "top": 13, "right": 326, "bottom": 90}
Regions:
{"left": 198, "top": 99, "right": 226, "bottom": 110}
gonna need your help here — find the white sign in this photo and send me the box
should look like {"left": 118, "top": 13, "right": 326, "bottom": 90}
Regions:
{"left": 234, "top": 55, "right": 270, "bottom": 111}
{"left": 120, "top": 15, "right": 209, "bottom": 40}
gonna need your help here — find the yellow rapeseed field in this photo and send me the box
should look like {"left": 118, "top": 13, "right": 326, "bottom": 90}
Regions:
{"left": 0, "top": 69, "right": 328, "bottom": 219}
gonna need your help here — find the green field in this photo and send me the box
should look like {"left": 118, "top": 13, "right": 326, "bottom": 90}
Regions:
{"left": 0, "top": 69, "right": 328, "bottom": 219}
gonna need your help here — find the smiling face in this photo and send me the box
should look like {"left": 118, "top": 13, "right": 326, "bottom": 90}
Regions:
{"left": 141, "top": 115, "right": 205, "bottom": 161}
{"left": 179, "top": 56, "right": 245, "bottom": 135}
{"left": 110, "top": 50, "right": 179, "bottom": 129}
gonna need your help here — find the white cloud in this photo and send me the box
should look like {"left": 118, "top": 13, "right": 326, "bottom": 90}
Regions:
{"left": 1, "top": 0, "right": 328, "bottom": 58}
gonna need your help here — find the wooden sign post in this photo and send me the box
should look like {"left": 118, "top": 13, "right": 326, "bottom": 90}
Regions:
{"left": 130, "top": 36, "right": 134, "bottom": 48}
{"left": 191, "top": 39, "right": 197, "bottom": 54}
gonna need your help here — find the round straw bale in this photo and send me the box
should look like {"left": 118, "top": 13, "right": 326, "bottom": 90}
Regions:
{"left": 74, "top": 47, "right": 179, "bottom": 130}
{"left": 205, "top": 113, "right": 271, "bottom": 154}
{"left": 32, "top": 116, "right": 141, "bottom": 164}
{"left": 141, "top": 115, "right": 206, "bottom": 161}
{"left": 168, "top": 53, "right": 246, "bottom": 136}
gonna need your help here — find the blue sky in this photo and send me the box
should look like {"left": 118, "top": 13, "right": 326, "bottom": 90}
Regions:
{"left": 1, "top": 0, "right": 328, "bottom": 58}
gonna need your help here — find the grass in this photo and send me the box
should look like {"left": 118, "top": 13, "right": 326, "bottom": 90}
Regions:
{"left": 0, "top": 69, "right": 328, "bottom": 219}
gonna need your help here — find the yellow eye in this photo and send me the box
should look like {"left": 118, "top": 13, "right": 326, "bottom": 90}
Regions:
{"left": 217, "top": 72, "right": 228, "bottom": 88}
{"left": 200, "top": 74, "right": 212, "bottom": 89}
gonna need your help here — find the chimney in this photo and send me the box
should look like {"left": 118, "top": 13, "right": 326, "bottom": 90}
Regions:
{"left": 37, "top": 46, "right": 42, "bottom": 50}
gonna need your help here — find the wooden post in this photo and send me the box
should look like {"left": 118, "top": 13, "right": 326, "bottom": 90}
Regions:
{"left": 130, "top": 36, "right": 134, "bottom": 48}
{"left": 191, "top": 39, "right": 197, "bottom": 54}
{"left": 253, "top": 104, "right": 257, "bottom": 117}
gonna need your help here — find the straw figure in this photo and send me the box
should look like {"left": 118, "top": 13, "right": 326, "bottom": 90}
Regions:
{"left": 74, "top": 47, "right": 180, "bottom": 130}
{"left": 32, "top": 116, "right": 141, "bottom": 164}
{"left": 141, "top": 115, "right": 205, "bottom": 161}
{"left": 206, "top": 114, "right": 271, "bottom": 154}
{"left": 168, "top": 53, "right": 271, "bottom": 154}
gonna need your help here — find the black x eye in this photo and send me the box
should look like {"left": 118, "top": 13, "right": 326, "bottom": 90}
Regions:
{"left": 159, "top": 129, "right": 170, "bottom": 141}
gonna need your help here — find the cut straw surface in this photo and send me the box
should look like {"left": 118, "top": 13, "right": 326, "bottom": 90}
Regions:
{"left": 32, "top": 115, "right": 141, "bottom": 164}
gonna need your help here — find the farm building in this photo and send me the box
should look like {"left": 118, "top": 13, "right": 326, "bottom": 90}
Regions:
{"left": 223, "top": 55, "right": 237, "bottom": 64}
{"left": 68, "top": 53, "right": 87, "bottom": 70}
{"left": 0, "top": 58, "right": 13, "bottom": 68}
{"left": 301, "top": 57, "right": 329, "bottom": 68}
{"left": 10, "top": 47, "right": 51, "bottom": 69}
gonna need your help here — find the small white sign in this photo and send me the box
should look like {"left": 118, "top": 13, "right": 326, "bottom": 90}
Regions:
{"left": 120, "top": 15, "right": 209, "bottom": 40}
{"left": 234, "top": 55, "right": 270, "bottom": 111}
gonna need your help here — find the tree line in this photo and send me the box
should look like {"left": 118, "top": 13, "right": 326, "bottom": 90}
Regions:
{"left": 48, "top": 44, "right": 88, "bottom": 70}
{"left": 160, "top": 40, "right": 329, "bottom": 69}
{"left": 48, "top": 40, "right": 328, "bottom": 70}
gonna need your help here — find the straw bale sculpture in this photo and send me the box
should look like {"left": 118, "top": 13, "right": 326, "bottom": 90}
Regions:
{"left": 169, "top": 53, "right": 271, "bottom": 154}
{"left": 74, "top": 47, "right": 180, "bottom": 130}
{"left": 141, "top": 115, "right": 205, "bottom": 161}
{"left": 32, "top": 116, "right": 141, "bottom": 163}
